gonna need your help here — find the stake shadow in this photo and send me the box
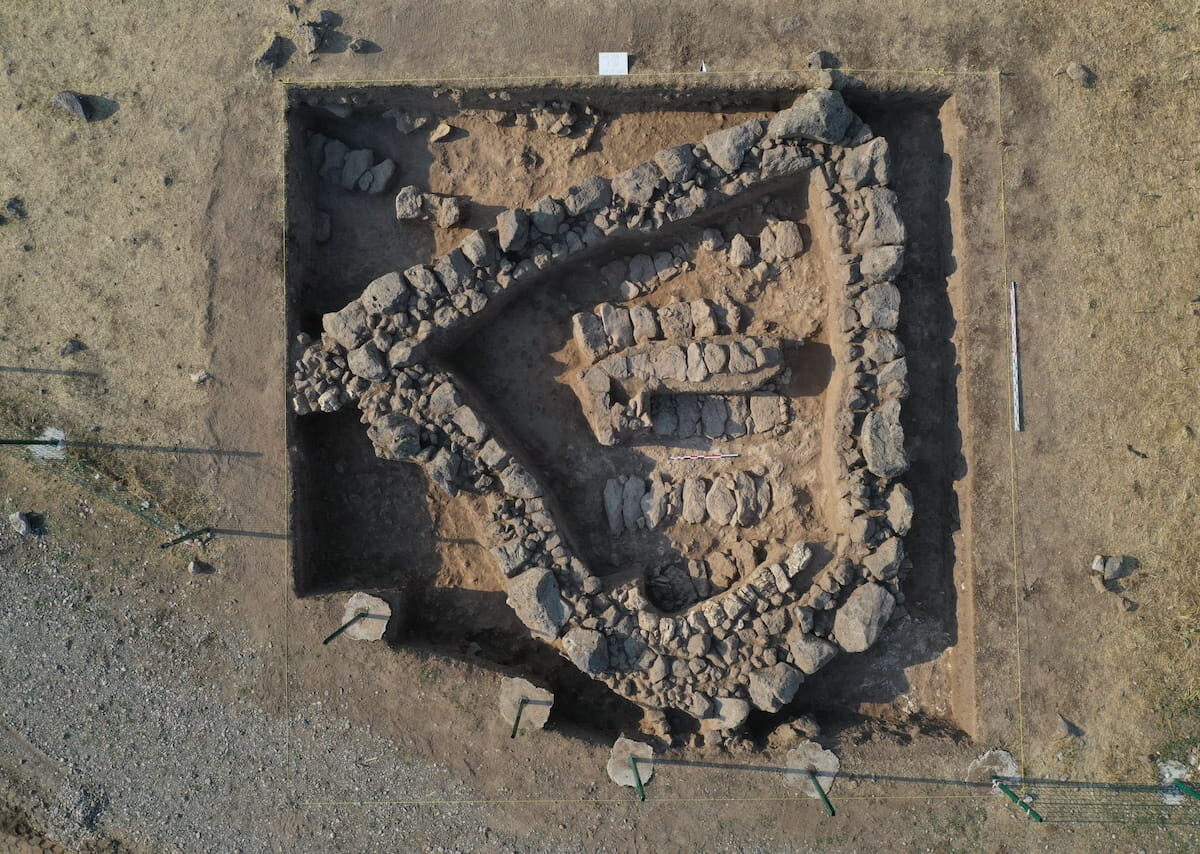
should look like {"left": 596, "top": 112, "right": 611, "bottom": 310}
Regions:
{"left": 0, "top": 365, "right": 98, "bottom": 378}
{"left": 63, "top": 441, "right": 261, "bottom": 458}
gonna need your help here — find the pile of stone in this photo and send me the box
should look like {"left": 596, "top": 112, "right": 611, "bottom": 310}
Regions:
{"left": 576, "top": 335, "right": 784, "bottom": 446}
{"left": 292, "top": 97, "right": 840, "bottom": 375}
{"left": 290, "top": 88, "right": 912, "bottom": 731}
{"left": 603, "top": 470, "right": 772, "bottom": 535}
{"left": 394, "top": 185, "right": 468, "bottom": 228}
{"left": 571, "top": 299, "right": 731, "bottom": 363}
{"left": 597, "top": 249, "right": 695, "bottom": 300}
{"left": 308, "top": 133, "right": 396, "bottom": 194}
{"left": 524, "top": 100, "right": 602, "bottom": 138}
{"left": 650, "top": 393, "right": 789, "bottom": 439}
{"left": 643, "top": 540, "right": 766, "bottom": 611}
{"left": 383, "top": 108, "right": 432, "bottom": 134}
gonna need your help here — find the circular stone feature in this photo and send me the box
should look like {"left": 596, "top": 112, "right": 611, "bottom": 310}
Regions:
{"left": 340, "top": 592, "right": 392, "bottom": 641}
{"left": 785, "top": 741, "right": 840, "bottom": 798}
{"left": 498, "top": 676, "right": 554, "bottom": 732}
{"left": 606, "top": 736, "right": 655, "bottom": 788}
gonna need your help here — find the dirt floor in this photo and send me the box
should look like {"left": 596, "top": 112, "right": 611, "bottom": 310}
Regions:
{"left": 0, "top": 0, "right": 1198, "bottom": 851}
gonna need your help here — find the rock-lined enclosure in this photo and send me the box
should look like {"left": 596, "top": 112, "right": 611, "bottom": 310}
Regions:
{"left": 286, "top": 82, "right": 925, "bottom": 742}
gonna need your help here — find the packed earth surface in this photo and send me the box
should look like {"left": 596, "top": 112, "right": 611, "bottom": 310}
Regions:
{"left": 0, "top": 1, "right": 1198, "bottom": 852}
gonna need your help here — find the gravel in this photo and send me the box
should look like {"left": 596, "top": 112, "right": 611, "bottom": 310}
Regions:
{"left": 0, "top": 527, "right": 505, "bottom": 853}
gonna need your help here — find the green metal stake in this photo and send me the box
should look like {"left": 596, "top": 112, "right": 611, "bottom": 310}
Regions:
{"left": 1174, "top": 780, "right": 1200, "bottom": 803}
{"left": 629, "top": 756, "right": 646, "bottom": 802}
{"left": 159, "top": 527, "right": 213, "bottom": 549}
{"left": 510, "top": 698, "right": 528, "bottom": 739}
{"left": 322, "top": 611, "right": 367, "bottom": 645}
{"left": 808, "top": 771, "right": 836, "bottom": 816}
{"left": 992, "top": 778, "right": 1045, "bottom": 822}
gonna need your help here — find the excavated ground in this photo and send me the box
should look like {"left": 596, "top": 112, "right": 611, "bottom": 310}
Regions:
{"left": 285, "top": 83, "right": 966, "bottom": 735}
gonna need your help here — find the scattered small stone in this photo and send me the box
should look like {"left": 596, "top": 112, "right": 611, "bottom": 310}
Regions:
{"left": 1119, "top": 597, "right": 1136, "bottom": 612}
{"left": 3, "top": 198, "right": 26, "bottom": 219}
{"left": 348, "top": 38, "right": 368, "bottom": 54}
{"left": 189, "top": 371, "right": 212, "bottom": 385}
{"left": 187, "top": 559, "right": 214, "bottom": 575}
{"left": 383, "top": 109, "right": 431, "bottom": 134}
{"left": 1065, "top": 62, "right": 1096, "bottom": 88}
{"left": 429, "top": 122, "right": 454, "bottom": 142}
{"left": 48, "top": 91, "right": 90, "bottom": 121}
{"left": 1091, "top": 553, "right": 1132, "bottom": 583}
{"left": 59, "top": 338, "right": 86, "bottom": 356}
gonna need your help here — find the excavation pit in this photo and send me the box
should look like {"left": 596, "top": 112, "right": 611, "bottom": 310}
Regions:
{"left": 284, "top": 81, "right": 967, "bottom": 742}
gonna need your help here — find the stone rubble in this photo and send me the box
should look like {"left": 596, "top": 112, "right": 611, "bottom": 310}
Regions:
{"left": 394, "top": 185, "right": 468, "bottom": 228}
{"left": 290, "top": 88, "right": 913, "bottom": 729}
{"left": 308, "top": 132, "right": 397, "bottom": 194}
{"left": 601, "top": 471, "right": 773, "bottom": 536}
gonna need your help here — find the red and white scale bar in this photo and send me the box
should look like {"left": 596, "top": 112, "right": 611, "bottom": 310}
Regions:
{"left": 667, "top": 453, "right": 740, "bottom": 461}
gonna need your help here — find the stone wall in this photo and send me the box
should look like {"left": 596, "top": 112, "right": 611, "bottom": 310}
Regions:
{"left": 290, "top": 87, "right": 912, "bottom": 733}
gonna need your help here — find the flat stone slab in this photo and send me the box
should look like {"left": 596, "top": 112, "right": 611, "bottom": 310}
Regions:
{"left": 965, "top": 748, "right": 1018, "bottom": 784}
{"left": 785, "top": 741, "right": 840, "bottom": 798}
{"left": 498, "top": 676, "right": 554, "bottom": 732}
{"left": 340, "top": 592, "right": 392, "bottom": 641}
{"left": 606, "top": 736, "right": 655, "bottom": 788}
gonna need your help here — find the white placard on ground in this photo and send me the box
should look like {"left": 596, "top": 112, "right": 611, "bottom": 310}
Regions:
{"left": 598, "top": 52, "right": 630, "bottom": 76}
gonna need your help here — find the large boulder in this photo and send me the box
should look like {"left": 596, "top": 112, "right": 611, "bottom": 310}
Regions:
{"left": 857, "top": 283, "right": 901, "bottom": 330}
{"left": 562, "top": 627, "right": 609, "bottom": 674}
{"left": 833, "top": 583, "right": 895, "bottom": 652}
{"left": 571, "top": 311, "right": 608, "bottom": 362}
{"left": 563, "top": 176, "right": 612, "bottom": 216}
{"left": 606, "top": 737, "right": 655, "bottom": 788}
{"left": 322, "top": 301, "right": 368, "bottom": 350}
{"left": 787, "top": 631, "right": 839, "bottom": 674}
{"left": 346, "top": 341, "right": 388, "bottom": 382}
{"left": 885, "top": 483, "right": 914, "bottom": 535}
{"left": 766, "top": 89, "right": 853, "bottom": 144}
{"left": 460, "top": 229, "right": 497, "bottom": 268}
{"left": 701, "top": 119, "right": 766, "bottom": 174}
{"left": 48, "top": 91, "right": 91, "bottom": 121}
{"left": 860, "top": 245, "right": 905, "bottom": 283}
{"left": 366, "top": 413, "right": 421, "bottom": 460}
{"left": 506, "top": 567, "right": 568, "bottom": 639}
{"left": 748, "top": 662, "right": 803, "bottom": 712}
{"left": 612, "top": 161, "right": 663, "bottom": 206}
{"left": 498, "top": 676, "right": 554, "bottom": 732}
{"left": 862, "top": 536, "right": 904, "bottom": 581}
{"left": 361, "top": 271, "right": 409, "bottom": 315}
{"left": 839, "top": 137, "right": 892, "bottom": 189}
{"left": 495, "top": 209, "right": 530, "bottom": 253}
{"left": 861, "top": 399, "right": 907, "bottom": 478}
{"left": 855, "top": 187, "right": 907, "bottom": 249}
{"left": 706, "top": 696, "right": 751, "bottom": 729}
{"left": 654, "top": 144, "right": 698, "bottom": 183}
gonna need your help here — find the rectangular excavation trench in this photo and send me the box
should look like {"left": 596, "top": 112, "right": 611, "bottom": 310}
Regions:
{"left": 284, "top": 81, "right": 972, "bottom": 737}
